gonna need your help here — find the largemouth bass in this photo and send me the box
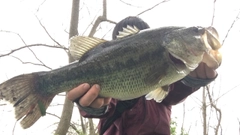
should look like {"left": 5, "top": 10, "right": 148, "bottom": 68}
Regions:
{"left": 0, "top": 26, "right": 222, "bottom": 129}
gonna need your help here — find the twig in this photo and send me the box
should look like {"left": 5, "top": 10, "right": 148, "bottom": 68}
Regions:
{"left": 80, "top": 115, "right": 86, "bottom": 134}
{"left": 206, "top": 86, "right": 221, "bottom": 135}
{"left": 0, "top": 104, "right": 6, "bottom": 106}
{"left": 88, "top": 0, "right": 116, "bottom": 37}
{"left": 0, "top": 44, "right": 68, "bottom": 58}
{"left": 213, "top": 82, "right": 240, "bottom": 103}
{"left": 12, "top": 120, "right": 18, "bottom": 135}
{"left": 0, "top": 30, "right": 55, "bottom": 68}
{"left": 26, "top": 46, "right": 52, "bottom": 70}
{"left": 10, "top": 55, "right": 52, "bottom": 70}
{"left": 82, "top": 1, "right": 91, "bottom": 16}
{"left": 0, "top": 30, "right": 27, "bottom": 45}
{"left": 238, "top": 118, "right": 240, "bottom": 135}
{"left": 202, "top": 87, "right": 207, "bottom": 135}
{"left": 137, "top": 0, "right": 170, "bottom": 16}
{"left": 211, "top": 0, "right": 217, "bottom": 26}
{"left": 35, "top": 15, "right": 63, "bottom": 47}
{"left": 36, "top": 0, "right": 47, "bottom": 12}
{"left": 101, "top": 26, "right": 114, "bottom": 39}
{"left": 222, "top": 9, "right": 240, "bottom": 45}
{"left": 181, "top": 102, "right": 186, "bottom": 135}
{"left": 46, "top": 112, "right": 80, "bottom": 134}
{"left": 82, "top": 10, "right": 100, "bottom": 36}
{"left": 119, "top": 0, "right": 142, "bottom": 8}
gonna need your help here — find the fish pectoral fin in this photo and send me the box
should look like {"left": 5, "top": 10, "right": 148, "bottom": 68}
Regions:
{"left": 116, "top": 25, "right": 140, "bottom": 39}
{"left": 69, "top": 36, "right": 107, "bottom": 60}
{"left": 145, "top": 86, "right": 169, "bottom": 103}
{"left": 144, "top": 64, "right": 166, "bottom": 86}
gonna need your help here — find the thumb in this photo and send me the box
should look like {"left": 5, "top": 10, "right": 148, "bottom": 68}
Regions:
{"left": 202, "top": 50, "right": 222, "bottom": 70}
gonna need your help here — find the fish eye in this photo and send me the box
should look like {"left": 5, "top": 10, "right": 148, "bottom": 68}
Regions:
{"left": 192, "top": 27, "right": 205, "bottom": 35}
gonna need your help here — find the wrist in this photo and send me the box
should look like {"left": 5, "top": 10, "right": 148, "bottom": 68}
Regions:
{"left": 181, "top": 74, "right": 218, "bottom": 88}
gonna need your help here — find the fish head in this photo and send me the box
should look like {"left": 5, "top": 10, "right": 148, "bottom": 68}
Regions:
{"left": 163, "top": 26, "right": 222, "bottom": 73}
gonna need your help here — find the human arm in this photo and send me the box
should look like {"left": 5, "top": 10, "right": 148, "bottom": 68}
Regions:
{"left": 162, "top": 56, "right": 219, "bottom": 106}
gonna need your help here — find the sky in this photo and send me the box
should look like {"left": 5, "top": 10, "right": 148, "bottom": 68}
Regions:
{"left": 0, "top": 0, "right": 240, "bottom": 134}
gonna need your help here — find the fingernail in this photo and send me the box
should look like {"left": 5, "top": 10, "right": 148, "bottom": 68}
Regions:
{"left": 95, "top": 84, "right": 100, "bottom": 89}
{"left": 83, "top": 83, "right": 90, "bottom": 89}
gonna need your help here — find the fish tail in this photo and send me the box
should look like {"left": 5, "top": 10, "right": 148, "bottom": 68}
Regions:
{"left": 0, "top": 73, "right": 55, "bottom": 129}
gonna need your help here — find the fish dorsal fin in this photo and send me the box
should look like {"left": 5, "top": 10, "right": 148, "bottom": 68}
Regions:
{"left": 145, "top": 85, "right": 169, "bottom": 103}
{"left": 116, "top": 25, "right": 140, "bottom": 39}
{"left": 69, "top": 36, "right": 107, "bottom": 60}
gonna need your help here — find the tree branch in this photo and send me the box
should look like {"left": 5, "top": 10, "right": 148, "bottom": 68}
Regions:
{"left": 206, "top": 86, "right": 222, "bottom": 135}
{"left": 0, "top": 44, "right": 68, "bottom": 58}
{"left": 222, "top": 9, "right": 240, "bottom": 45}
{"left": 238, "top": 118, "right": 240, "bottom": 135}
{"left": 181, "top": 102, "right": 186, "bottom": 135}
{"left": 0, "top": 30, "right": 68, "bottom": 57}
{"left": 10, "top": 55, "right": 52, "bottom": 70}
{"left": 119, "top": 0, "right": 141, "bottom": 8}
{"left": 35, "top": 15, "right": 63, "bottom": 47}
{"left": 202, "top": 87, "right": 207, "bottom": 135}
{"left": 46, "top": 112, "right": 81, "bottom": 134}
{"left": 0, "top": 30, "right": 27, "bottom": 45}
{"left": 137, "top": 0, "right": 170, "bottom": 16}
{"left": 211, "top": 0, "right": 217, "bottom": 26}
{"left": 25, "top": 46, "right": 51, "bottom": 70}
{"left": 82, "top": 10, "right": 100, "bottom": 36}
{"left": 12, "top": 120, "right": 18, "bottom": 135}
{"left": 0, "top": 30, "right": 56, "bottom": 69}
{"left": 88, "top": 0, "right": 116, "bottom": 37}
{"left": 213, "top": 82, "right": 240, "bottom": 103}
{"left": 36, "top": 0, "right": 47, "bottom": 13}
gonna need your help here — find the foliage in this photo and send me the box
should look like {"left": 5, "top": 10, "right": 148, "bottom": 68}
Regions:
{"left": 170, "top": 118, "right": 177, "bottom": 135}
{"left": 170, "top": 118, "right": 189, "bottom": 135}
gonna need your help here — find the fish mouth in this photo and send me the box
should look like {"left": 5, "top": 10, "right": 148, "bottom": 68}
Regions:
{"left": 201, "top": 27, "right": 222, "bottom": 69}
{"left": 170, "top": 27, "right": 222, "bottom": 72}
{"left": 205, "top": 27, "right": 221, "bottom": 50}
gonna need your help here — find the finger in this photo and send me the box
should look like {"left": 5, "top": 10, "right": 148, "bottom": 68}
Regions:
{"left": 204, "top": 64, "right": 217, "bottom": 79}
{"left": 103, "top": 98, "right": 112, "bottom": 106}
{"left": 67, "top": 83, "right": 90, "bottom": 101}
{"left": 202, "top": 51, "right": 220, "bottom": 70}
{"left": 189, "top": 70, "right": 197, "bottom": 78}
{"left": 80, "top": 84, "right": 100, "bottom": 107}
{"left": 196, "top": 63, "right": 207, "bottom": 79}
{"left": 89, "top": 97, "right": 112, "bottom": 108}
{"left": 89, "top": 98, "right": 105, "bottom": 108}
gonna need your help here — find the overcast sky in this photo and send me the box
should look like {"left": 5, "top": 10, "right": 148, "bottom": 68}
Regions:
{"left": 0, "top": 0, "right": 240, "bottom": 134}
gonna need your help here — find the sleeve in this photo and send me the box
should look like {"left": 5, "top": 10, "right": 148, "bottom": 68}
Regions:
{"left": 77, "top": 99, "right": 117, "bottom": 118}
{"left": 162, "top": 75, "right": 217, "bottom": 106}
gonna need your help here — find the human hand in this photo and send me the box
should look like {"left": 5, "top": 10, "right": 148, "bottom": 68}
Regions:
{"left": 189, "top": 62, "right": 217, "bottom": 79}
{"left": 67, "top": 83, "right": 111, "bottom": 108}
{"left": 189, "top": 52, "right": 220, "bottom": 79}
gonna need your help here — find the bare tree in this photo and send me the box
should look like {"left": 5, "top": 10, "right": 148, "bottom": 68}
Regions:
{"left": 55, "top": 0, "right": 80, "bottom": 134}
{"left": 56, "top": 0, "right": 117, "bottom": 134}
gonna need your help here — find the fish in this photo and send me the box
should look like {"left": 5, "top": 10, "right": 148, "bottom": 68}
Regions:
{"left": 0, "top": 25, "right": 222, "bottom": 129}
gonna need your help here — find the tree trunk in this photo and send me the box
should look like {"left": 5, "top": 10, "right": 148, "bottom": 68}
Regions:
{"left": 55, "top": 0, "right": 80, "bottom": 134}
